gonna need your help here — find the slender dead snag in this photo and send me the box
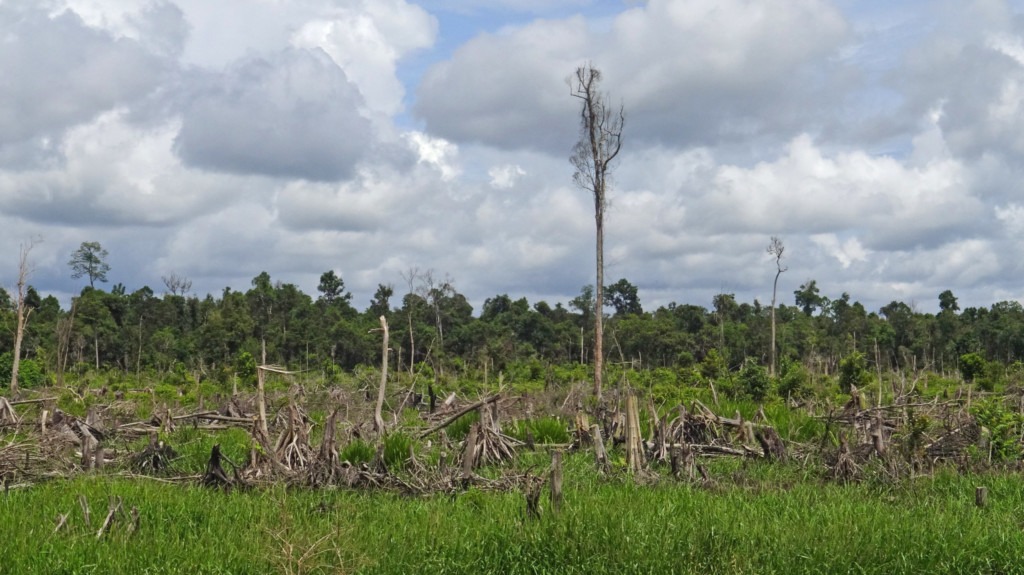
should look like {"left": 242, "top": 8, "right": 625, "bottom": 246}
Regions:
{"left": 571, "top": 64, "right": 624, "bottom": 402}
{"left": 767, "top": 236, "right": 786, "bottom": 377}
{"left": 374, "top": 316, "right": 389, "bottom": 435}
{"left": 55, "top": 299, "right": 77, "bottom": 387}
{"left": 10, "top": 238, "right": 39, "bottom": 396}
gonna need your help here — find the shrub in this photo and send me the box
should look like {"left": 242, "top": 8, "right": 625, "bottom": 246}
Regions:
{"left": 0, "top": 354, "right": 47, "bottom": 389}
{"left": 971, "top": 398, "right": 1024, "bottom": 462}
{"left": 737, "top": 359, "right": 771, "bottom": 402}
{"left": 959, "top": 353, "right": 985, "bottom": 383}
{"left": 776, "top": 358, "right": 810, "bottom": 399}
{"left": 235, "top": 352, "right": 257, "bottom": 386}
{"left": 838, "top": 352, "right": 872, "bottom": 393}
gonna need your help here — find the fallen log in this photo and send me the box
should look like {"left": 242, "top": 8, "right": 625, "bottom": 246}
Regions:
{"left": 419, "top": 395, "right": 500, "bottom": 438}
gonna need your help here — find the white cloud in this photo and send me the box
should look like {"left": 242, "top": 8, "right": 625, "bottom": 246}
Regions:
{"left": 292, "top": 0, "right": 437, "bottom": 116}
{"left": 5, "top": 0, "right": 1024, "bottom": 317}
{"left": 405, "top": 131, "right": 461, "bottom": 181}
{"left": 811, "top": 234, "right": 869, "bottom": 269}
{"left": 488, "top": 164, "right": 525, "bottom": 189}
{"left": 174, "top": 48, "right": 373, "bottom": 180}
{"left": 416, "top": 0, "right": 851, "bottom": 151}
{"left": 0, "top": 109, "right": 252, "bottom": 226}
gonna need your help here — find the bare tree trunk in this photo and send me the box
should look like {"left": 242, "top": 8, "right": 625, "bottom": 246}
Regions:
{"left": 768, "top": 236, "right": 786, "bottom": 377}
{"left": 374, "top": 316, "right": 389, "bottom": 435}
{"left": 56, "top": 301, "right": 76, "bottom": 387}
{"left": 257, "top": 366, "right": 269, "bottom": 438}
{"left": 594, "top": 211, "right": 605, "bottom": 400}
{"left": 571, "top": 64, "right": 623, "bottom": 402}
{"left": 625, "top": 394, "right": 643, "bottom": 473}
{"left": 11, "top": 240, "right": 38, "bottom": 395}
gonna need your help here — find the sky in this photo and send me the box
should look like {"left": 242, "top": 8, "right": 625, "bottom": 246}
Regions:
{"left": 3, "top": 0, "right": 1024, "bottom": 316}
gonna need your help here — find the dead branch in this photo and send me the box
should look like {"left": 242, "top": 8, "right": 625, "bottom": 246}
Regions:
{"left": 419, "top": 394, "right": 500, "bottom": 438}
{"left": 96, "top": 496, "right": 123, "bottom": 539}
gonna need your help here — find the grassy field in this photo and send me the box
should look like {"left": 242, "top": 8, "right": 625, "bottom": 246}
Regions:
{"left": 3, "top": 454, "right": 1023, "bottom": 575}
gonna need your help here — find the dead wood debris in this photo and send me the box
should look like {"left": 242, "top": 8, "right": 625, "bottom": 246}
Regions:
{"left": 131, "top": 433, "right": 178, "bottom": 475}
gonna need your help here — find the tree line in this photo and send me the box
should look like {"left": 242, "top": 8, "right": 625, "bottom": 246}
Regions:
{"left": 2, "top": 241, "right": 1022, "bottom": 397}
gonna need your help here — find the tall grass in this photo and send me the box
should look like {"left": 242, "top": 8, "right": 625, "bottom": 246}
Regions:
{"left": 2, "top": 457, "right": 1022, "bottom": 574}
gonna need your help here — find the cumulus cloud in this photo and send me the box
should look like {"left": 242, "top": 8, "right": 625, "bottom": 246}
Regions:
{"left": 5, "top": 0, "right": 1024, "bottom": 317}
{"left": 696, "top": 134, "right": 984, "bottom": 251}
{"left": 174, "top": 48, "right": 373, "bottom": 181}
{"left": 292, "top": 0, "right": 437, "bottom": 116}
{"left": 416, "top": 0, "right": 852, "bottom": 152}
{"left": 0, "top": 3, "right": 169, "bottom": 147}
{"left": 0, "top": 110, "right": 256, "bottom": 227}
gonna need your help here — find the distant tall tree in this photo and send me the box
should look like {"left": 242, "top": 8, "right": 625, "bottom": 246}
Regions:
{"left": 316, "top": 270, "right": 351, "bottom": 306}
{"left": 247, "top": 271, "right": 275, "bottom": 363}
{"left": 161, "top": 272, "right": 192, "bottom": 296}
{"left": 604, "top": 278, "right": 642, "bottom": 316}
{"left": 571, "top": 64, "right": 624, "bottom": 401}
{"left": 794, "top": 280, "right": 825, "bottom": 316}
{"left": 938, "top": 290, "right": 959, "bottom": 314}
{"left": 400, "top": 267, "right": 421, "bottom": 374}
{"left": 368, "top": 283, "right": 394, "bottom": 318}
{"left": 767, "top": 237, "right": 787, "bottom": 377}
{"left": 69, "top": 241, "right": 111, "bottom": 288}
{"left": 10, "top": 238, "right": 39, "bottom": 395}
{"left": 570, "top": 285, "right": 595, "bottom": 364}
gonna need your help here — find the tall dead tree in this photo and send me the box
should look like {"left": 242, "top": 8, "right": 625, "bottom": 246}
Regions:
{"left": 571, "top": 64, "right": 624, "bottom": 402}
{"left": 767, "top": 236, "right": 787, "bottom": 377}
{"left": 10, "top": 239, "right": 39, "bottom": 396}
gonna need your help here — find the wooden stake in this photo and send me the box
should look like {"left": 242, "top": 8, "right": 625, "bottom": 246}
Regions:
{"left": 625, "top": 394, "right": 643, "bottom": 473}
{"left": 374, "top": 316, "right": 389, "bottom": 435}
{"left": 256, "top": 367, "right": 268, "bottom": 439}
{"left": 976, "top": 486, "right": 987, "bottom": 508}
{"left": 525, "top": 474, "right": 543, "bottom": 520}
{"left": 550, "top": 450, "right": 564, "bottom": 514}
{"left": 591, "top": 424, "right": 609, "bottom": 473}
{"left": 461, "top": 422, "right": 479, "bottom": 486}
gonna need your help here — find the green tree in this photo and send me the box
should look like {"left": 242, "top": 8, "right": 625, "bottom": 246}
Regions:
{"left": 317, "top": 270, "right": 352, "bottom": 307}
{"left": 938, "top": 290, "right": 959, "bottom": 313}
{"left": 68, "top": 241, "right": 111, "bottom": 288}
{"left": 794, "top": 280, "right": 825, "bottom": 316}
{"left": 368, "top": 283, "right": 394, "bottom": 318}
{"left": 604, "top": 278, "right": 642, "bottom": 316}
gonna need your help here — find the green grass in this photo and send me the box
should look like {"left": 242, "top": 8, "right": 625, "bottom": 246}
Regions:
{"left": 3, "top": 456, "right": 1023, "bottom": 574}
